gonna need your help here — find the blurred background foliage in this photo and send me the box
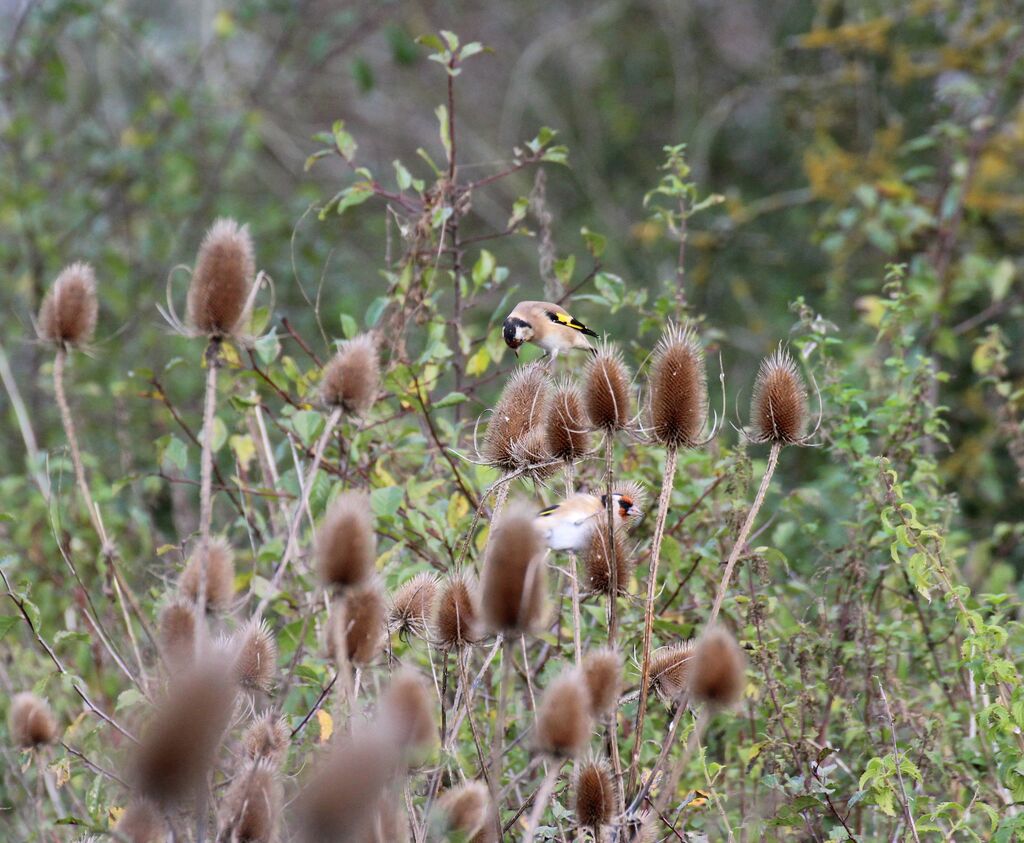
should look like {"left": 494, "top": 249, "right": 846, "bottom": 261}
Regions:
{"left": 3, "top": 0, "right": 1024, "bottom": 837}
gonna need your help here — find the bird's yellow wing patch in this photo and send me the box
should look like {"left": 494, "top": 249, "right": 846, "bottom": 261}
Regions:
{"left": 546, "top": 309, "right": 597, "bottom": 336}
{"left": 537, "top": 504, "right": 560, "bottom": 517}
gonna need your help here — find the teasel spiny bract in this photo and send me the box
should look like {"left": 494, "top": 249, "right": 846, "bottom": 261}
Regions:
{"left": 581, "top": 517, "right": 632, "bottom": 596}
{"left": 232, "top": 617, "right": 278, "bottom": 693}
{"left": 217, "top": 759, "right": 282, "bottom": 843}
{"left": 545, "top": 376, "right": 590, "bottom": 463}
{"left": 688, "top": 627, "right": 746, "bottom": 710}
{"left": 242, "top": 711, "right": 290, "bottom": 768}
{"left": 574, "top": 756, "right": 616, "bottom": 832}
{"left": 435, "top": 780, "right": 496, "bottom": 843}
{"left": 389, "top": 572, "right": 439, "bottom": 638}
{"left": 648, "top": 641, "right": 695, "bottom": 704}
{"left": 479, "top": 362, "right": 551, "bottom": 473}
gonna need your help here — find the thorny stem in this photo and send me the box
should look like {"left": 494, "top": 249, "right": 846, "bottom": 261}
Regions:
{"left": 490, "top": 635, "right": 514, "bottom": 829}
{"left": 523, "top": 762, "right": 563, "bottom": 843}
{"left": 564, "top": 463, "right": 582, "bottom": 665}
{"left": 196, "top": 337, "right": 222, "bottom": 624}
{"left": 628, "top": 694, "right": 690, "bottom": 819}
{"left": 629, "top": 444, "right": 678, "bottom": 793}
{"left": 654, "top": 708, "right": 710, "bottom": 818}
{"left": 604, "top": 434, "right": 618, "bottom": 643}
{"left": 260, "top": 406, "right": 343, "bottom": 613}
{"left": 708, "top": 442, "right": 782, "bottom": 628}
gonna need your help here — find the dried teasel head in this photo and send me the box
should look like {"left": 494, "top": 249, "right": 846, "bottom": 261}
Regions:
{"left": 581, "top": 648, "right": 622, "bottom": 719}
{"left": 232, "top": 618, "right": 278, "bottom": 693}
{"left": 329, "top": 583, "right": 387, "bottom": 667}
{"left": 432, "top": 573, "right": 480, "bottom": 649}
{"left": 688, "top": 628, "right": 746, "bottom": 709}
{"left": 37, "top": 262, "right": 98, "bottom": 348}
{"left": 535, "top": 670, "right": 593, "bottom": 758}
{"left": 295, "top": 724, "right": 401, "bottom": 842}
{"left": 480, "top": 362, "right": 550, "bottom": 472}
{"left": 648, "top": 322, "right": 708, "bottom": 448}
{"left": 435, "top": 781, "right": 496, "bottom": 843}
{"left": 158, "top": 600, "right": 198, "bottom": 670}
{"left": 369, "top": 796, "right": 410, "bottom": 843}
{"left": 114, "top": 799, "right": 166, "bottom": 843}
{"left": 583, "top": 341, "right": 632, "bottom": 431}
{"left": 179, "top": 537, "right": 236, "bottom": 612}
{"left": 316, "top": 491, "right": 376, "bottom": 591}
{"left": 133, "top": 655, "right": 236, "bottom": 802}
{"left": 186, "top": 218, "right": 255, "bottom": 338}
{"left": 545, "top": 377, "right": 590, "bottom": 462}
{"left": 379, "top": 668, "right": 437, "bottom": 755}
{"left": 479, "top": 503, "right": 548, "bottom": 634}
{"left": 507, "top": 425, "right": 555, "bottom": 480}
{"left": 574, "top": 757, "right": 616, "bottom": 830}
{"left": 243, "top": 711, "right": 290, "bottom": 767}
{"left": 218, "top": 759, "right": 281, "bottom": 843}
{"left": 649, "top": 641, "right": 695, "bottom": 703}
{"left": 389, "top": 572, "right": 438, "bottom": 637}
{"left": 8, "top": 692, "right": 58, "bottom": 748}
{"left": 321, "top": 333, "right": 381, "bottom": 416}
{"left": 581, "top": 518, "right": 632, "bottom": 596}
{"left": 749, "top": 347, "right": 809, "bottom": 445}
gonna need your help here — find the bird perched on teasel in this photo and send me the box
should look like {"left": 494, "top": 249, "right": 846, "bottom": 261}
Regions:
{"left": 502, "top": 300, "right": 598, "bottom": 361}
{"left": 534, "top": 483, "right": 645, "bottom": 552}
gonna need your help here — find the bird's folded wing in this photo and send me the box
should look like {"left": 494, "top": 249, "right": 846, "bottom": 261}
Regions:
{"left": 546, "top": 310, "right": 598, "bottom": 337}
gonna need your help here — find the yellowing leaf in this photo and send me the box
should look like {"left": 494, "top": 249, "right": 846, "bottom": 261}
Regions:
{"left": 108, "top": 806, "right": 126, "bottom": 826}
{"left": 229, "top": 434, "right": 257, "bottom": 473}
{"left": 316, "top": 709, "right": 334, "bottom": 743}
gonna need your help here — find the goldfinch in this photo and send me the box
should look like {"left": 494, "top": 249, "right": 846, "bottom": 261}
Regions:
{"left": 503, "top": 301, "right": 598, "bottom": 361}
{"left": 535, "top": 492, "right": 643, "bottom": 552}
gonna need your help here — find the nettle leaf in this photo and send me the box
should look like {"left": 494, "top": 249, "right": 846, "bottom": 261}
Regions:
{"left": 371, "top": 486, "right": 404, "bottom": 519}
{"left": 292, "top": 410, "right": 324, "bottom": 446}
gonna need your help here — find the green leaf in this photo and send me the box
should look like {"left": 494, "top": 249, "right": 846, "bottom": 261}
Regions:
{"left": 336, "top": 184, "right": 374, "bottom": 216}
{"left": 436, "top": 105, "right": 451, "bottom": 161}
{"left": 366, "top": 297, "right": 389, "bottom": 328}
{"left": 434, "top": 391, "right": 468, "bottom": 409}
{"left": 0, "top": 616, "right": 18, "bottom": 640}
{"left": 332, "top": 120, "right": 358, "bottom": 160}
{"left": 163, "top": 435, "right": 188, "bottom": 472}
{"left": 292, "top": 410, "right": 324, "bottom": 446}
{"left": 472, "top": 250, "right": 496, "bottom": 286}
{"left": 371, "top": 486, "right": 404, "bottom": 518}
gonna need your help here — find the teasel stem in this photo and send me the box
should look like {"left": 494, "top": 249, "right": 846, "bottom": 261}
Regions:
{"left": 457, "top": 648, "right": 491, "bottom": 788}
{"left": 490, "top": 636, "right": 514, "bottom": 803}
{"left": 708, "top": 441, "right": 782, "bottom": 627}
{"left": 654, "top": 708, "right": 710, "bottom": 817}
{"left": 523, "top": 762, "right": 563, "bottom": 843}
{"left": 603, "top": 435, "right": 618, "bottom": 643}
{"left": 261, "top": 406, "right": 343, "bottom": 611}
{"left": 196, "top": 337, "right": 222, "bottom": 620}
{"left": 53, "top": 346, "right": 147, "bottom": 678}
{"left": 564, "top": 463, "right": 582, "bottom": 665}
{"left": 627, "top": 692, "right": 689, "bottom": 816}
{"left": 628, "top": 444, "right": 678, "bottom": 793}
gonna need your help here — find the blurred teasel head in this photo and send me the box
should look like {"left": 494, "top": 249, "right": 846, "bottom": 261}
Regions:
{"left": 647, "top": 322, "right": 708, "bottom": 448}
{"left": 232, "top": 617, "right": 277, "bottom": 694}
{"left": 320, "top": 332, "right": 381, "bottom": 416}
{"left": 379, "top": 668, "right": 437, "bottom": 756}
{"left": 479, "top": 503, "right": 547, "bottom": 634}
{"left": 179, "top": 537, "right": 236, "bottom": 613}
{"left": 688, "top": 628, "right": 746, "bottom": 710}
{"left": 330, "top": 582, "right": 387, "bottom": 667}
{"left": 583, "top": 340, "right": 632, "bottom": 432}
{"left": 158, "top": 600, "right": 198, "bottom": 670}
{"left": 574, "top": 757, "right": 616, "bottom": 832}
{"left": 316, "top": 491, "right": 376, "bottom": 592}
{"left": 218, "top": 759, "right": 281, "bottom": 843}
{"left": 113, "top": 799, "right": 165, "bottom": 843}
{"left": 534, "top": 670, "right": 593, "bottom": 758}
{"left": 37, "top": 262, "right": 98, "bottom": 348}
{"left": 242, "top": 711, "right": 290, "bottom": 768}
{"left": 186, "top": 218, "right": 255, "bottom": 339}
{"left": 8, "top": 692, "right": 58, "bottom": 748}
{"left": 649, "top": 641, "right": 695, "bottom": 704}
{"left": 435, "top": 781, "right": 495, "bottom": 843}
{"left": 581, "top": 648, "right": 622, "bottom": 719}
{"left": 749, "top": 347, "right": 809, "bottom": 446}
{"left": 581, "top": 518, "right": 631, "bottom": 596}
{"left": 389, "top": 572, "right": 439, "bottom": 638}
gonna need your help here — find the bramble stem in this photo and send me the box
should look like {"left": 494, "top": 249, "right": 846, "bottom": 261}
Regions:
{"left": 708, "top": 442, "right": 782, "bottom": 628}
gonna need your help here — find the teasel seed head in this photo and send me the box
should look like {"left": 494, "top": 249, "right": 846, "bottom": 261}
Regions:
{"left": 583, "top": 341, "right": 632, "bottom": 431}
{"left": 648, "top": 641, "right": 695, "bottom": 703}
{"left": 133, "top": 655, "right": 236, "bottom": 802}
{"left": 481, "top": 362, "right": 550, "bottom": 472}
{"left": 370, "top": 796, "right": 411, "bottom": 843}
{"left": 114, "top": 800, "right": 165, "bottom": 843}
{"left": 648, "top": 322, "right": 708, "bottom": 448}
{"left": 389, "top": 572, "right": 439, "bottom": 637}
{"left": 545, "top": 377, "right": 590, "bottom": 462}
{"left": 379, "top": 668, "right": 437, "bottom": 755}
{"left": 432, "top": 573, "right": 480, "bottom": 649}
{"left": 218, "top": 759, "right": 281, "bottom": 843}
{"left": 535, "top": 670, "right": 593, "bottom": 758}
{"left": 295, "top": 724, "right": 401, "bottom": 842}
{"left": 330, "top": 583, "right": 387, "bottom": 667}
{"left": 581, "top": 648, "right": 623, "bottom": 719}
{"left": 243, "top": 711, "right": 290, "bottom": 768}
{"left": 688, "top": 628, "right": 746, "bottom": 709}
{"left": 574, "top": 756, "right": 616, "bottom": 830}
{"left": 479, "top": 502, "right": 548, "bottom": 634}
{"left": 316, "top": 491, "right": 376, "bottom": 591}
{"left": 8, "top": 692, "right": 58, "bottom": 748}
{"left": 749, "top": 347, "right": 808, "bottom": 445}
{"left": 186, "top": 218, "right": 255, "bottom": 338}
{"left": 436, "top": 781, "right": 496, "bottom": 843}
{"left": 581, "top": 518, "right": 632, "bottom": 596}
{"left": 321, "top": 333, "right": 381, "bottom": 416}
{"left": 158, "top": 600, "right": 198, "bottom": 670}
{"left": 179, "top": 537, "right": 236, "bottom": 612}
{"left": 37, "top": 262, "right": 98, "bottom": 348}
{"left": 233, "top": 618, "right": 278, "bottom": 693}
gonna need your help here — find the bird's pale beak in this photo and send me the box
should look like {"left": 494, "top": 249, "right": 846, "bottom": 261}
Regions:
{"left": 628, "top": 505, "right": 643, "bottom": 518}
{"left": 513, "top": 347, "right": 519, "bottom": 359}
